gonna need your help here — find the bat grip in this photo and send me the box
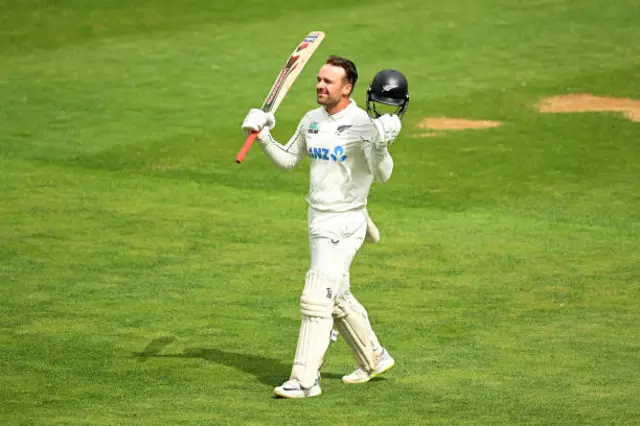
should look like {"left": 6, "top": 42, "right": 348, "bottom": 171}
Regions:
{"left": 236, "top": 131, "right": 258, "bottom": 163}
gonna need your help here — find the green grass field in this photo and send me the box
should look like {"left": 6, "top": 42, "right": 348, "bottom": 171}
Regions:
{"left": 1, "top": 0, "right": 639, "bottom": 424}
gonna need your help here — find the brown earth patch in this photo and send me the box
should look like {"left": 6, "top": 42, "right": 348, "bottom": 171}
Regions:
{"left": 417, "top": 117, "right": 503, "bottom": 131}
{"left": 536, "top": 94, "right": 640, "bottom": 122}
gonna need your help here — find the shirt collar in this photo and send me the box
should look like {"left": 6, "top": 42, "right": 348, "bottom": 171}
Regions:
{"left": 324, "top": 99, "right": 356, "bottom": 120}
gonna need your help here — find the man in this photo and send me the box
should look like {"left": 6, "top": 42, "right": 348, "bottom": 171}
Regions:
{"left": 241, "top": 56, "right": 409, "bottom": 399}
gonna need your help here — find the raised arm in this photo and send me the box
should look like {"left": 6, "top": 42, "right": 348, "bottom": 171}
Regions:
{"left": 366, "top": 114, "right": 401, "bottom": 182}
{"left": 241, "top": 108, "right": 307, "bottom": 171}
{"left": 256, "top": 119, "right": 307, "bottom": 171}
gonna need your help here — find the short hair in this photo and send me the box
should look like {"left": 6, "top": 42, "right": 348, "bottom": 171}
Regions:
{"left": 325, "top": 55, "right": 358, "bottom": 91}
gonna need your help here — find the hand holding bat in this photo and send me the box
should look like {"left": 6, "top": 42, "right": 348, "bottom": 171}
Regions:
{"left": 236, "top": 31, "right": 325, "bottom": 164}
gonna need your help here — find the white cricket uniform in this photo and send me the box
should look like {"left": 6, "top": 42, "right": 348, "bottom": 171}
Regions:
{"left": 257, "top": 99, "right": 393, "bottom": 288}
{"left": 258, "top": 100, "right": 393, "bottom": 388}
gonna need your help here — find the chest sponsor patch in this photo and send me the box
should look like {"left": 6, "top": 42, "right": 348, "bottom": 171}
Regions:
{"left": 308, "top": 146, "right": 347, "bottom": 162}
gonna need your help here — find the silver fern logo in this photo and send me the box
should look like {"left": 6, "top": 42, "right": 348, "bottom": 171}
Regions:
{"left": 382, "top": 83, "right": 399, "bottom": 92}
{"left": 335, "top": 125, "right": 352, "bottom": 135}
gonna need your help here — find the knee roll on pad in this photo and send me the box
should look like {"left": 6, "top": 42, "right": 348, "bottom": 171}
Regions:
{"left": 332, "top": 290, "right": 368, "bottom": 319}
{"left": 300, "top": 269, "right": 336, "bottom": 318}
{"left": 300, "top": 296, "right": 333, "bottom": 318}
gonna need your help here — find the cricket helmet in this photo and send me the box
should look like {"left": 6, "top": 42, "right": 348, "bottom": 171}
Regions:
{"left": 366, "top": 69, "right": 410, "bottom": 119}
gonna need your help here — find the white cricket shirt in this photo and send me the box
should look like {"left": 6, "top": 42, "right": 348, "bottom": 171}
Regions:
{"left": 258, "top": 100, "right": 393, "bottom": 212}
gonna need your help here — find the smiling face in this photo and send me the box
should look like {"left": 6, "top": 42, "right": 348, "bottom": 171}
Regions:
{"left": 316, "top": 63, "right": 353, "bottom": 114}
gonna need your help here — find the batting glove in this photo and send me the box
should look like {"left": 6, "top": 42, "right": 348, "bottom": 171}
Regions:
{"left": 255, "top": 127, "right": 276, "bottom": 145}
{"left": 372, "top": 114, "right": 402, "bottom": 149}
{"left": 241, "top": 108, "right": 276, "bottom": 134}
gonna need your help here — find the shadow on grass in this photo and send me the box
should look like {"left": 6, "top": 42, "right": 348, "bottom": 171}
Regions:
{"left": 133, "top": 336, "right": 345, "bottom": 387}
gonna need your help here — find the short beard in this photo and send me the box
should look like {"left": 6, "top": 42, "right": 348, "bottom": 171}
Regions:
{"left": 317, "top": 94, "right": 337, "bottom": 107}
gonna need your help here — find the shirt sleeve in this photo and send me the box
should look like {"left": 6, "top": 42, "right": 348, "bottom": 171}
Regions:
{"left": 256, "top": 118, "right": 307, "bottom": 171}
{"left": 362, "top": 119, "right": 393, "bottom": 183}
{"left": 369, "top": 145, "right": 394, "bottom": 182}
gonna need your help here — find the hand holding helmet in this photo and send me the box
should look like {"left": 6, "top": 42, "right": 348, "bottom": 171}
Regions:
{"left": 367, "top": 69, "right": 409, "bottom": 148}
{"left": 372, "top": 114, "right": 402, "bottom": 149}
{"left": 366, "top": 69, "right": 410, "bottom": 119}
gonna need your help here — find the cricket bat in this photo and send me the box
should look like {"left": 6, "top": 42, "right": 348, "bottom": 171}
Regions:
{"left": 236, "top": 31, "right": 326, "bottom": 164}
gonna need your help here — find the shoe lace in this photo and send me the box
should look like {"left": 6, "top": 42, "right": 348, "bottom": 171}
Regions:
{"left": 351, "top": 367, "right": 368, "bottom": 377}
{"left": 283, "top": 379, "right": 300, "bottom": 390}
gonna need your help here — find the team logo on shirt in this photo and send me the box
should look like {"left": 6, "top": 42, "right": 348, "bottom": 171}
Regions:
{"left": 307, "top": 146, "right": 347, "bottom": 162}
{"left": 308, "top": 122, "right": 320, "bottom": 134}
{"left": 335, "top": 125, "right": 352, "bottom": 135}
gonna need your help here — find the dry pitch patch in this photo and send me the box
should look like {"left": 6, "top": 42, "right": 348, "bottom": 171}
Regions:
{"left": 536, "top": 93, "right": 640, "bottom": 122}
{"left": 414, "top": 93, "right": 639, "bottom": 137}
{"left": 416, "top": 117, "right": 503, "bottom": 137}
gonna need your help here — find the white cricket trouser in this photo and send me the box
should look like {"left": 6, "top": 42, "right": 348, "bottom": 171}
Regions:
{"left": 307, "top": 206, "right": 367, "bottom": 294}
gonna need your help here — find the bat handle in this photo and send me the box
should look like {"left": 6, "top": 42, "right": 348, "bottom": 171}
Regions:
{"left": 236, "top": 131, "right": 258, "bottom": 163}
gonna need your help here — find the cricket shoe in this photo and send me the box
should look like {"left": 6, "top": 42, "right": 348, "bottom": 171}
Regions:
{"left": 342, "top": 349, "right": 395, "bottom": 384}
{"left": 273, "top": 379, "right": 321, "bottom": 399}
